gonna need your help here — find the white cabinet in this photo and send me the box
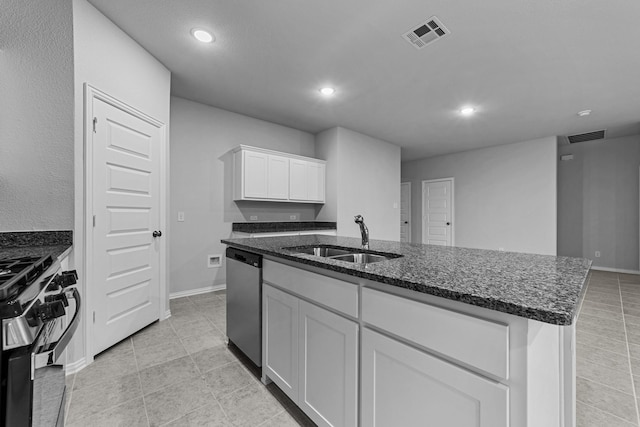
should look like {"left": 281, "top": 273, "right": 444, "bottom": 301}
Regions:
{"left": 289, "top": 158, "right": 325, "bottom": 202}
{"left": 232, "top": 146, "right": 325, "bottom": 203}
{"left": 263, "top": 284, "right": 298, "bottom": 401}
{"left": 361, "top": 328, "right": 508, "bottom": 427}
{"left": 236, "top": 150, "right": 288, "bottom": 200}
{"left": 263, "top": 269, "right": 358, "bottom": 427}
{"left": 298, "top": 300, "right": 358, "bottom": 427}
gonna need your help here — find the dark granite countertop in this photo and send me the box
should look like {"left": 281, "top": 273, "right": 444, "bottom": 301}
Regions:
{"left": 0, "top": 231, "right": 73, "bottom": 261}
{"left": 232, "top": 221, "right": 337, "bottom": 233}
{"left": 221, "top": 235, "right": 592, "bottom": 325}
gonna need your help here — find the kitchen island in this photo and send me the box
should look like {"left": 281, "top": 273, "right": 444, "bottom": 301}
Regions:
{"left": 222, "top": 234, "right": 591, "bottom": 427}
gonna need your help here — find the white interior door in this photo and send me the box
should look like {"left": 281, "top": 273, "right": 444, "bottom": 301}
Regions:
{"left": 92, "top": 97, "right": 162, "bottom": 355}
{"left": 400, "top": 182, "right": 411, "bottom": 243}
{"left": 422, "top": 179, "right": 454, "bottom": 246}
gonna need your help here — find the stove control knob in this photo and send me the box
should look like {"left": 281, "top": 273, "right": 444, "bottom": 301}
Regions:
{"left": 34, "top": 300, "right": 65, "bottom": 322}
{"left": 59, "top": 270, "right": 78, "bottom": 288}
{"left": 45, "top": 292, "right": 69, "bottom": 307}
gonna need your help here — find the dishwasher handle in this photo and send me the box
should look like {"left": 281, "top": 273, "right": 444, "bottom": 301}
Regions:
{"left": 226, "top": 247, "right": 262, "bottom": 268}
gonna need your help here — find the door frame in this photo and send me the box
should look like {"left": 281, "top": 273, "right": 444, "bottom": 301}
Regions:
{"left": 401, "top": 182, "right": 412, "bottom": 243}
{"left": 421, "top": 178, "right": 455, "bottom": 246}
{"left": 83, "top": 84, "right": 168, "bottom": 362}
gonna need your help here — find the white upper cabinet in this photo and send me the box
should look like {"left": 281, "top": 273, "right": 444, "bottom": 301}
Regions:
{"left": 289, "top": 158, "right": 325, "bottom": 202}
{"left": 233, "top": 146, "right": 325, "bottom": 203}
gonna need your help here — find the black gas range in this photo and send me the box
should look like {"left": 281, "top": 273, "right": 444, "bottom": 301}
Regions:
{"left": 0, "top": 254, "right": 80, "bottom": 427}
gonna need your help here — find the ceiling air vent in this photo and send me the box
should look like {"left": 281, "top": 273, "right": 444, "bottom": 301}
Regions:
{"left": 566, "top": 129, "right": 606, "bottom": 144}
{"left": 402, "top": 16, "right": 449, "bottom": 49}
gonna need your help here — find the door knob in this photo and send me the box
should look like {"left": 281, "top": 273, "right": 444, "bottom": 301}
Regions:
{"left": 152, "top": 230, "right": 162, "bottom": 238}
{"left": 403, "top": 221, "right": 409, "bottom": 224}
{"left": 446, "top": 222, "right": 451, "bottom": 225}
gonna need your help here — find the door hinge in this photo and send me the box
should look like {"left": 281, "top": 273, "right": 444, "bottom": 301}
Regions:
{"left": 93, "top": 311, "right": 96, "bottom": 323}
{"left": 93, "top": 117, "right": 97, "bottom": 133}
{"left": 93, "top": 215, "right": 96, "bottom": 227}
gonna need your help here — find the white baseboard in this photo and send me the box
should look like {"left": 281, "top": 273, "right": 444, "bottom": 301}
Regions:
{"left": 170, "top": 284, "right": 226, "bottom": 299}
{"left": 591, "top": 266, "right": 640, "bottom": 275}
{"left": 66, "top": 357, "right": 87, "bottom": 375}
{"left": 164, "top": 309, "right": 171, "bottom": 320}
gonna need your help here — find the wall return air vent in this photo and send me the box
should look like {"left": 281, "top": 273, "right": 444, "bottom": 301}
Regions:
{"left": 402, "top": 16, "right": 449, "bottom": 49}
{"left": 566, "top": 129, "right": 606, "bottom": 144}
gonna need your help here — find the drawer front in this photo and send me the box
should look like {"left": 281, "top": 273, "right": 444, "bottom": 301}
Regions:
{"left": 362, "top": 287, "right": 509, "bottom": 379}
{"left": 263, "top": 260, "right": 358, "bottom": 318}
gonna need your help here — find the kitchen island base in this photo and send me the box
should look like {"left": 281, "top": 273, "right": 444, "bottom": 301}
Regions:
{"left": 260, "top": 257, "right": 575, "bottom": 427}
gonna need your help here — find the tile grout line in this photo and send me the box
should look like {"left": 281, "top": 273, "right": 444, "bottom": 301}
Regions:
{"left": 131, "top": 336, "right": 152, "bottom": 427}
{"left": 169, "top": 299, "right": 235, "bottom": 425}
{"left": 576, "top": 398, "right": 640, "bottom": 426}
{"left": 618, "top": 274, "right": 640, "bottom": 426}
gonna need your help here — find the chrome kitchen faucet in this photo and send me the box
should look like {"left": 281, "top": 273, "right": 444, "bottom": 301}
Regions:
{"left": 354, "top": 215, "right": 369, "bottom": 250}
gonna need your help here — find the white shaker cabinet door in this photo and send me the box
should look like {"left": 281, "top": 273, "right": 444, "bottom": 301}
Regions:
{"left": 289, "top": 158, "right": 308, "bottom": 200}
{"left": 243, "top": 150, "right": 269, "bottom": 198}
{"left": 263, "top": 284, "right": 299, "bottom": 402}
{"left": 298, "top": 300, "right": 358, "bottom": 427}
{"left": 266, "top": 154, "right": 289, "bottom": 200}
{"left": 361, "top": 328, "right": 508, "bottom": 427}
{"left": 306, "top": 161, "right": 325, "bottom": 202}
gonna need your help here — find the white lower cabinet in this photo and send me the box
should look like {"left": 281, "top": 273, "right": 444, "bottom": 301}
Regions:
{"left": 361, "top": 328, "right": 508, "bottom": 427}
{"left": 298, "top": 300, "right": 358, "bottom": 427}
{"left": 263, "top": 283, "right": 358, "bottom": 427}
{"left": 263, "top": 284, "right": 299, "bottom": 401}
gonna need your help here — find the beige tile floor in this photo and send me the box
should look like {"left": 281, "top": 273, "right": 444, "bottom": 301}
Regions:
{"left": 63, "top": 290, "right": 313, "bottom": 427}
{"left": 576, "top": 270, "right": 640, "bottom": 426}
{"left": 63, "top": 271, "right": 640, "bottom": 426}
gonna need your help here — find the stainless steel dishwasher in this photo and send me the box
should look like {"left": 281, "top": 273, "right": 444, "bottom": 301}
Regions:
{"left": 226, "top": 247, "right": 262, "bottom": 367}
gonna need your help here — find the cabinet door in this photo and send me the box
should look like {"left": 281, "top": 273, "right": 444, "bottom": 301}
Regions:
{"left": 267, "top": 155, "right": 289, "bottom": 200}
{"left": 307, "top": 162, "right": 325, "bottom": 202}
{"left": 289, "top": 159, "right": 308, "bottom": 200}
{"left": 361, "top": 328, "right": 508, "bottom": 427}
{"left": 263, "top": 284, "right": 299, "bottom": 401}
{"left": 298, "top": 300, "right": 358, "bottom": 427}
{"left": 243, "top": 150, "right": 268, "bottom": 198}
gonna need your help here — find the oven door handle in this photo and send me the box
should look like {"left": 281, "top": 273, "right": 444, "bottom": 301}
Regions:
{"left": 33, "top": 287, "right": 82, "bottom": 370}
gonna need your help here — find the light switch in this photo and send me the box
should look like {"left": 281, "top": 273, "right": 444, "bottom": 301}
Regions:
{"left": 177, "top": 211, "right": 185, "bottom": 222}
{"left": 393, "top": 203, "right": 398, "bottom": 209}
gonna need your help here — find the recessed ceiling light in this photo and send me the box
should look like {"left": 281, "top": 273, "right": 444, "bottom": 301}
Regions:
{"left": 460, "top": 106, "right": 475, "bottom": 116}
{"left": 191, "top": 28, "right": 214, "bottom": 43}
{"left": 577, "top": 109, "right": 592, "bottom": 117}
{"left": 319, "top": 87, "right": 336, "bottom": 96}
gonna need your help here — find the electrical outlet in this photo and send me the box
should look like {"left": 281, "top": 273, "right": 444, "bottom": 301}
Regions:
{"left": 290, "top": 215, "right": 297, "bottom": 220}
{"left": 177, "top": 211, "right": 185, "bottom": 222}
{"left": 595, "top": 251, "right": 601, "bottom": 258}
{"left": 250, "top": 215, "right": 258, "bottom": 221}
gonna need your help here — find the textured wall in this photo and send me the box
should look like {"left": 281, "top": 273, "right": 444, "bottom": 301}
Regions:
{"left": 558, "top": 134, "right": 640, "bottom": 271}
{"left": 402, "top": 137, "right": 558, "bottom": 255}
{"left": 170, "top": 96, "right": 316, "bottom": 295}
{"left": 0, "top": 0, "right": 74, "bottom": 231}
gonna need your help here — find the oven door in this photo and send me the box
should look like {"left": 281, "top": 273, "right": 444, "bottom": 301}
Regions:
{"left": 31, "top": 288, "right": 81, "bottom": 427}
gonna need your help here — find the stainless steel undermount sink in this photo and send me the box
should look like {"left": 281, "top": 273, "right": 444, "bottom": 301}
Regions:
{"left": 284, "top": 245, "right": 402, "bottom": 264}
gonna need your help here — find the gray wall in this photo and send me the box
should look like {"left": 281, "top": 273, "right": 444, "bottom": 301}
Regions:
{"left": 316, "top": 127, "right": 401, "bottom": 241}
{"left": 0, "top": 0, "right": 74, "bottom": 231}
{"left": 170, "top": 96, "right": 316, "bottom": 295}
{"left": 402, "top": 137, "right": 558, "bottom": 255}
{"left": 558, "top": 134, "right": 640, "bottom": 271}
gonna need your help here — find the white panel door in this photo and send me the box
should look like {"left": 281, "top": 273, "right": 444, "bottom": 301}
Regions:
{"left": 400, "top": 182, "right": 411, "bottom": 243}
{"left": 267, "top": 155, "right": 289, "bottom": 199}
{"left": 92, "top": 98, "right": 161, "bottom": 354}
{"left": 422, "top": 179, "right": 453, "bottom": 246}
{"left": 361, "top": 328, "right": 508, "bottom": 427}
{"left": 307, "top": 162, "right": 325, "bottom": 202}
{"left": 263, "top": 284, "right": 299, "bottom": 402}
{"left": 243, "top": 151, "right": 269, "bottom": 198}
{"left": 289, "top": 159, "right": 308, "bottom": 200}
{"left": 298, "top": 300, "right": 358, "bottom": 427}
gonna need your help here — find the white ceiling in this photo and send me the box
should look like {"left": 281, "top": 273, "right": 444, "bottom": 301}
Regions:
{"left": 87, "top": 0, "right": 640, "bottom": 161}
